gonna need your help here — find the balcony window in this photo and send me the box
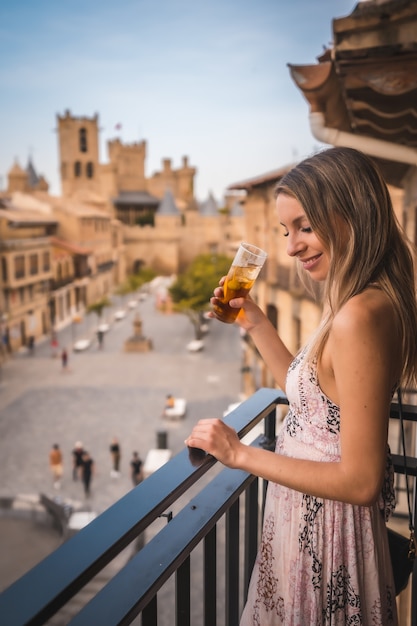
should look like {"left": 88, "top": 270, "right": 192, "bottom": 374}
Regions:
{"left": 29, "top": 254, "right": 38, "bottom": 276}
{"left": 86, "top": 162, "right": 94, "bottom": 178}
{"left": 14, "top": 255, "right": 25, "bottom": 280}
{"left": 74, "top": 161, "right": 82, "bottom": 177}
{"left": 43, "top": 251, "right": 50, "bottom": 272}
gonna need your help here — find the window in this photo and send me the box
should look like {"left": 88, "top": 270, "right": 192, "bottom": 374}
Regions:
{"left": 74, "top": 161, "right": 82, "bottom": 177}
{"left": 86, "top": 162, "right": 94, "bottom": 178}
{"left": 14, "top": 255, "right": 25, "bottom": 279}
{"left": 79, "top": 128, "right": 88, "bottom": 153}
{"left": 29, "top": 254, "right": 39, "bottom": 276}
{"left": 43, "top": 251, "right": 50, "bottom": 272}
{"left": 1, "top": 257, "right": 7, "bottom": 282}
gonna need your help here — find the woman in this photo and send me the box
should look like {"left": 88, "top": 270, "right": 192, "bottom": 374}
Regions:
{"left": 185, "top": 147, "right": 417, "bottom": 625}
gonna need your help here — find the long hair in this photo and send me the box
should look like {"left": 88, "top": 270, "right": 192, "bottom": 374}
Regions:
{"left": 275, "top": 146, "right": 417, "bottom": 389}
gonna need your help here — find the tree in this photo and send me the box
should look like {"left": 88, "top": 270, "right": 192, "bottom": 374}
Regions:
{"left": 87, "top": 296, "right": 112, "bottom": 319}
{"left": 169, "top": 253, "right": 232, "bottom": 338}
{"left": 116, "top": 268, "right": 158, "bottom": 299}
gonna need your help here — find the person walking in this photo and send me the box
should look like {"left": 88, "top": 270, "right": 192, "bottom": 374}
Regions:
{"left": 186, "top": 147, "right": 417, "bottom": 625}
{"left": 130, "top": 451, "right": 144, "bottom": 487}
{"left": 72, "top": 441, "right": 84, "bottom": 481}
{"left": 49, "top": 444, "right": 63, "bottom": 489}
{"left": 61, "top": 348, "right": 68, "bottom": 371}
{"left": 109, "top": 436, "right": 121, "bottom": 478}
{"left": 80, "top": 450, "right": 94, "bottom": 497}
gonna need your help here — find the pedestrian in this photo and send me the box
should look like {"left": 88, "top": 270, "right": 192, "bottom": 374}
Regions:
{"left": 72, "top": 441, "right": 84, "bottom": 481}
{"left": 61, "top": 348, "right": 68, "bottom": 371}
{"left": 50, "top": 331, "right": 59, "bottom": 358}
{"left": 80, "top": 450, "right": 94, "bottom": 497}
{"left": 49, "top": 444, "right": 63, "bottom": 489}
{"left": 130, "top": 451, "right": 144, "bottom": 487}
{"left": 186, "top": 147, "right": 417, "bottom": 625}
{"left": 109, "top": 436, "right": 121, "bottom": 477}
{"left": 97, "top": 329, "right": 104, "bottom": 349}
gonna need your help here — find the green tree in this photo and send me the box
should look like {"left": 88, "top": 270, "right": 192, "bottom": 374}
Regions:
{"left": 169, "top": 253, "right": 232, "bottom": 338}
{"left": 117, "top": 268, "right": 158, "bottom": 297}
{"left": 114, "top": 267, "right": 158, "bottom": 306}
{"left": 87, "top": 296, "right": 112, "bottom": 319}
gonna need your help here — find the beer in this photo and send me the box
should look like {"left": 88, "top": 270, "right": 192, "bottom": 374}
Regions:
{"left": 212, "top": 265, "right": 257, "bottom": 323}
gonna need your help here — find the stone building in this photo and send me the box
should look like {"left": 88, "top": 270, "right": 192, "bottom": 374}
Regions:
{"left": 55, "top": 109, "right": 244, "bottom": 274}
{"left": 0, "top": 109, "right": 244, "bottom": 352}
{"left": 0, "top": 193, "right": 57, "bottom": 354}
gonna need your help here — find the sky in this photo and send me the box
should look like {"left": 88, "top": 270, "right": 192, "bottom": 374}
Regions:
{"left": 0, "top": 0, "right": 359, "bottom": 203}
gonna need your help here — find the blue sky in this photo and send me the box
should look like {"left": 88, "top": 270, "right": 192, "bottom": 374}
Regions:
{"left": 0, "top": 0, "right": 358, "bottom": 202}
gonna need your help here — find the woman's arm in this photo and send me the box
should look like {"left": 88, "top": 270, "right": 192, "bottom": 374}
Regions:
{"left": 188, "top": 291, "right": 400, "bottom": 505}
{"left": 210, "top": 283, "right": 294, "bottom": 390}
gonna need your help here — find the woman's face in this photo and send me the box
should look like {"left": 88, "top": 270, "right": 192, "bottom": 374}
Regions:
{"left": 276, "top": 193, "right": 330, "bottom": 282}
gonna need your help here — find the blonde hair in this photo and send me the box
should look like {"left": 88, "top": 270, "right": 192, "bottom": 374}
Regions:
{"left": 275, "top": 147, "right": 417, "bottom": 389}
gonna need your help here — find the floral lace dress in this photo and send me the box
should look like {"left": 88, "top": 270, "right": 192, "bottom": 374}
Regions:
{"left": 240, "top": 346, "right": 398, "bottom": 626}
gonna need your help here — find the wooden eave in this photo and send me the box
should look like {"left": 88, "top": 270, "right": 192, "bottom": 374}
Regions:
{"left": 288, "top": 0, "right": 417, "bottom": 187}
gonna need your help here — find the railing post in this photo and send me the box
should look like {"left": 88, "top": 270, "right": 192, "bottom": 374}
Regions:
{"left": 176, "top": 556, "right": 190, "bottom": 626}
{"left": 226, "top": 499, "right": 240, "bottom": 626}
{"left": 142, "top": 596, "right": 157, "bottom": 626}
{"left": 204, "top": 526, "right": 217, "bottom": 626}
{"left": 244, "top": 478, "right": 258, "bottom": 599}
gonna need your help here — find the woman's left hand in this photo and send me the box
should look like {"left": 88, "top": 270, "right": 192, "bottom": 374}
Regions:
{"left": 185, "top": 418, "right": 242, "bottom": 468}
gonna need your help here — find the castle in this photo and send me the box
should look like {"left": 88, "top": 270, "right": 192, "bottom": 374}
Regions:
{"left": 0, "top": 110, "right": 244, "bottom": 353}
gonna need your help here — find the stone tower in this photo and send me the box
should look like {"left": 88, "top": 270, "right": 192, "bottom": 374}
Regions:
{"left": 107, "top": 138, "right": 147, "bottom": 192}
{"left": 56, "top": 110, "right": 100, "bottom": 197}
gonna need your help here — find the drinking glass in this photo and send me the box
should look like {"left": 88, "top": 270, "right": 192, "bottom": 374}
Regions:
{"left": 212, "top": 242, "right": 267, "bottom": 323}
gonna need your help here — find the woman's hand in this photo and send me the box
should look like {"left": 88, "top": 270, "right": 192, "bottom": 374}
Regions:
{"left": 185, "top": 418, "right": 243, "bottom": 468}
{"left": 208, "top": 276, "right": 267, "bottom": 332}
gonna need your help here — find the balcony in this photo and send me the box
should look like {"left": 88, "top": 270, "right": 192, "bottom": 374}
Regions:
{"left": 0, "top": 388, "right": 415, "bottom": 625}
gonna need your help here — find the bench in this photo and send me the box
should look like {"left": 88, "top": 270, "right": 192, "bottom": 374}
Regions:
{"left": 40, "top": 493, "right": 73, "bottom": 536}
{"left": 163, "top": 397, "right": 187, "bottom": 420}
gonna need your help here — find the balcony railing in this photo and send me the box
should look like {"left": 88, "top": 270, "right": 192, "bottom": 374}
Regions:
{"left": 0, "top": 388, "right": 416, "bottom": 626}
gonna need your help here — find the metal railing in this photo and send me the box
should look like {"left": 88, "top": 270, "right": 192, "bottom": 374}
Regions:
{"left": 0, "top": 389, "right": 416, "bottom": 626}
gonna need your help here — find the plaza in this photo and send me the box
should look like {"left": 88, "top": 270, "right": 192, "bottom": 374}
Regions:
{"left": 0, "top": 292, "right": 243, "bottom": 593}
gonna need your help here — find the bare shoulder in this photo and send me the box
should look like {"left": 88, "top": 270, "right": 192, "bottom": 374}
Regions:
{"left": 332, "top": 288, "right": 398, "bottom": 340}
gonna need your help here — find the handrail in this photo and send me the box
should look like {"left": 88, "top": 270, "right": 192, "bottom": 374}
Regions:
{"left": 0, "top": 388, "right": 287, "bottom": 626}
{"left": 1, "top": 391, "right": 415, "bottom": 626}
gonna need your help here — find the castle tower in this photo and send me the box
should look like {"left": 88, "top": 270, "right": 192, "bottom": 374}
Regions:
{"left": 7, "top": 161, "right": 27, "bottom": 192}
{"left": 107, "top": 138, "right": 147, "bottom": 192}
{"left": 56, "top": 109, "right": 100, "bottom": 197}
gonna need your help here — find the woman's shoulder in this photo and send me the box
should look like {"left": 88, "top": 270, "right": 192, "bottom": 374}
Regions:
{"left": 332, "top": 287, "right": 398, "bottom": 339}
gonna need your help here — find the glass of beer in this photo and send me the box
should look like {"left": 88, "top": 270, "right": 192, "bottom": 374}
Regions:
{"left": 212, "top": 242, "right": 267, "bottom": 323}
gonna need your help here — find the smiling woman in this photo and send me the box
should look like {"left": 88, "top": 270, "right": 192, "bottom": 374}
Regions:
{"left": 187, "top": 146, "right": 417, "bottom": 625}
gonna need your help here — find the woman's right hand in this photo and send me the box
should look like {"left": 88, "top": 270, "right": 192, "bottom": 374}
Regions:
{"left": 208, "top": 276, "right": 267, "bottom": 332}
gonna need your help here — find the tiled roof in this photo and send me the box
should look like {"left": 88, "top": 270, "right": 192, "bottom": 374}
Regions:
{"left": 157, "top": 189, "right": 180, "bottom": 215}
{"left": 199, "top": 192, "right": 218, "bottom": 216}
{"left": 50, "top": 237, "right": 92, "bottom": 256}
{"left": 112, "top": 191, "right": 159, "bottom": 206}
{"left": 0, "top": 208, "right": 57, "bottom": 226}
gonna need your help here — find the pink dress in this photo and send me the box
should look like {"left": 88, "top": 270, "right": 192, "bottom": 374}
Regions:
{"left": 240, "top": 346, "right": 398, "bottom": 626}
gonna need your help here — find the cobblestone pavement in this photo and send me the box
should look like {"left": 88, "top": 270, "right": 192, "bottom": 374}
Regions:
{"left": 0, "top": 293, "right": 244, "bottom": 593}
